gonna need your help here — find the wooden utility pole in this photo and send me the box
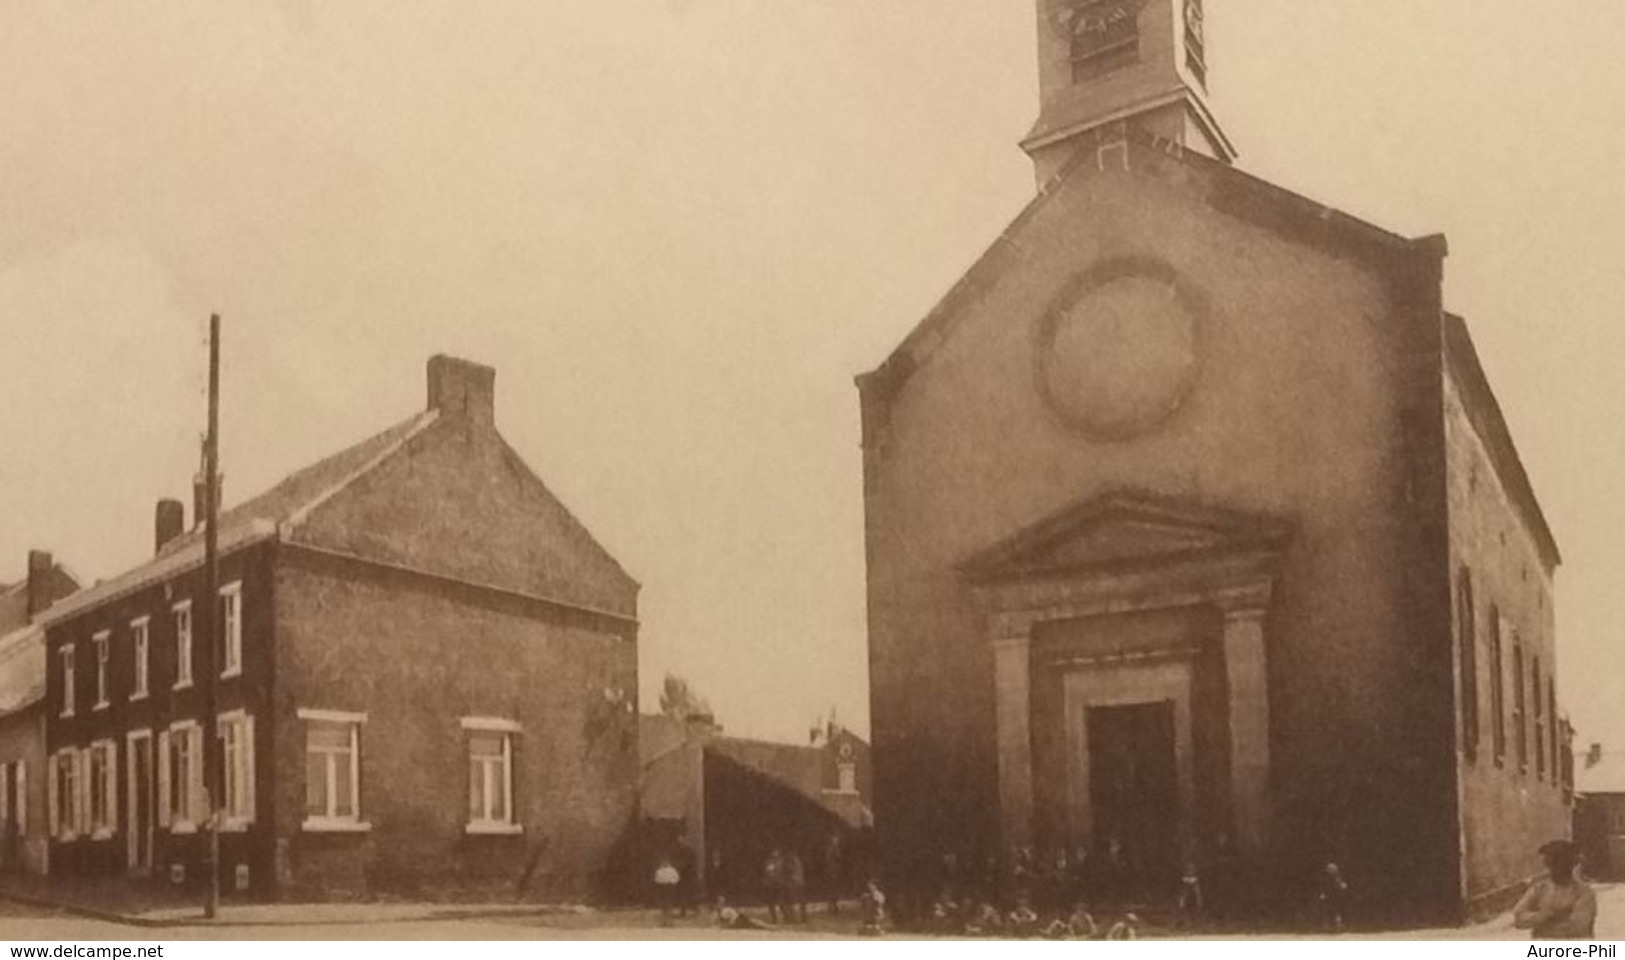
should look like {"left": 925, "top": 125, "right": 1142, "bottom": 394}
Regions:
{"left": 201, "top": 314, "right": 222, "bottom": 919}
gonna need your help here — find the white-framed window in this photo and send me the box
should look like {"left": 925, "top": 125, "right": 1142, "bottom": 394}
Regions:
{"left": 218, "top": 710, "right": 256, "bottom": 828}
{"left": 130, "top": 617, "right": 150, "bottom": 701}
{"left": 160, "top": 721, "right": 203, "bottom": 832}
{"left": 172, "top": 601, "right": 193, "bottom": 690}
{"left": 58, "top": 645, "right": 76, "bottom": 718}
{"left": 92, "top": 632, "right": 111, "bottom": 709}
{"left": 46, "top": 748, "right": 81, "bottom": 840}
{"left": 300, "top": 709, "right": 367, "bottom": 832}
{"left": 87, "top": 740, "right": 117, "bottom": 839}
{"left": 461, "top": 717, "right": 520, "bottom": 834}
{"left": 220, "top": 582, "right": 243, "bottom": 679}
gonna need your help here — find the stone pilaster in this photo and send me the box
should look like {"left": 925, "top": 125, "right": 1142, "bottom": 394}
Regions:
{"left": 994, "top": 635, "right": 1035, "bottom": 849}
{"left": 1222, "top": 606, "right": 1271, "bottom": 855}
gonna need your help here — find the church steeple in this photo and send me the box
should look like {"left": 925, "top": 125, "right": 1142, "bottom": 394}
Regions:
{"left": 1022, "top": 0, "right": 1235, "bottom": 184}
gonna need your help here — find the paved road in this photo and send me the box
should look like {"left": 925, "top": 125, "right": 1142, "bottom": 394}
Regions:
{"left": 0, "top": 885, "right": 1619, "bottom": 940}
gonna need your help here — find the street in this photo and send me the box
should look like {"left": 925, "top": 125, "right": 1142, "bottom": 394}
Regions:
{"left": 0, "top": 885, "right": 1618, "bottom": 941}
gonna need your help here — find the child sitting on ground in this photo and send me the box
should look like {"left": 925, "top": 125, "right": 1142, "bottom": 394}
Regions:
{"left": 1006, "top": 894, "right": 1041, "bottom": 939}
{"left": 1041, "top": 901, "right": 1098, "bottom": 939}
{"left": 1105, "top": 912, "right": 1142, "bottom": 940}
{"left": 963, "top": 899, "right": 1004, "bottom": 937}
{"left": 928, "top": 891, "right": 960, "bottom": 935}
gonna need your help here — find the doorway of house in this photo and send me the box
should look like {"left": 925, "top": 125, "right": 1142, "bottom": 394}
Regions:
{"left": 1088, "top": 700, "right": 1180, "bottom": 899}
{"left": 127, "top": 732, "right": 153, "bottom": 876}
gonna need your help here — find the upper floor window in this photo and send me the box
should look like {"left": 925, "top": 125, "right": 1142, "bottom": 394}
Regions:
{"left": 130, "top": 617, "right": 150, "bottom": 701}
{"left": 93, "top": 632, "right": 110, "bottom": 710}
{"left": 220, "top": 582, "right": 243, "bottom": 679}
{"left": 461, "top": 717, "right": 519, "bottom": 834}
{"left": 172, "top": 601, "right": 193, "bottom": 690}
{"left": 58, "top": 645, "right": 75, "bottom": 718}
{"left": 301, "top": 709, "right": 367, "bottom": 832}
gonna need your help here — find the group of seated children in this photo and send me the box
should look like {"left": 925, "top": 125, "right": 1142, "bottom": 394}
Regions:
{"left": 930, "top": 890, "right": 1141, "bottom": 940}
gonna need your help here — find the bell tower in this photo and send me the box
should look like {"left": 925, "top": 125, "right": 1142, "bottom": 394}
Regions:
{"left": 1022, "top": 0, "right": 1235, "bottom": 184}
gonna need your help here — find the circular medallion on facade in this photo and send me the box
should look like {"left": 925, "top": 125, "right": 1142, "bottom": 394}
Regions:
{"left": 1034, "top": 257, "right": 1205, "bottom": 441}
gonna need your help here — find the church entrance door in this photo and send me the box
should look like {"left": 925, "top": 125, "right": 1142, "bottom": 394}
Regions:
{"left": 1087, "top": 700, "right": 1180, "bottom": 898}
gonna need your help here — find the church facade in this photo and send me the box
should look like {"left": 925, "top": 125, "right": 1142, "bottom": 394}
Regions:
{"left": 857, "top": 0, "right": 1568, "bottom": 924}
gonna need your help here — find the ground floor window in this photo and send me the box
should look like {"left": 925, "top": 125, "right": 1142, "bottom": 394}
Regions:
{"left": 0, "top": 761, "right": 20, "bottom": 838}
{"left": 300, "top": 709, "right": 366, "bottom": 831}
{"left": 159, "top": 722, "right": 203, "bottom": 831}
{"left": 219, "top": 711, "right": 256, "bottom": 827}
{"left": 461, "top": 717, "right": 520, "bottom": 834}
{"left": 47, "top": 749, "right": 80, "bottom": 840}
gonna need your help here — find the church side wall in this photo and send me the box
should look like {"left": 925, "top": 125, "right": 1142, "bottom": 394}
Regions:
{"left": 1444, "top": 371, "right": 1567, "bottom": 909}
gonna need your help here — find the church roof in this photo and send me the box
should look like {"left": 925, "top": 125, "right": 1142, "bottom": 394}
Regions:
{"left": 1441, "top": 314, "right": 1561, "bottom": 570}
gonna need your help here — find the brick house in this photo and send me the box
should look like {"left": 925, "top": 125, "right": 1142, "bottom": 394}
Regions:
{"left": 40, "top": 356, "right": 640, "bottom": 900}
{"left": 856, "top": 0, "right": 1569, "bottom": 924}
{"left": 0, "top": 551, "right": 81, "bottom": 874}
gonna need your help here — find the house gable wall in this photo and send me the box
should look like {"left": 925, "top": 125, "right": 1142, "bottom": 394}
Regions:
{"left": 291, "top": 415, "right": 637, "bottom": 619}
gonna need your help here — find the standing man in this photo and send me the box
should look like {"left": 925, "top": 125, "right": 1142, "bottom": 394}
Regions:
{"left": 1513, "top": 840, "right": 1597, "bottom": 940}
{"left": 763, "top": 847, "right": 789, "bottom": 925}
{"left": 822, "top": 832, "right": 845, "bottom": 915}
{"left": 787, "top": 848, "right": 809, "bottom": 923}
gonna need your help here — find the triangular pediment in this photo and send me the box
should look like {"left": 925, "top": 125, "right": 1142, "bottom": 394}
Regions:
{"left": 961, "top": 489, "right": 1290, "bottom": 582}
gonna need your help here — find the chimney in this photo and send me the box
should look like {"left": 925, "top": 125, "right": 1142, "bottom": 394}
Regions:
{"left": 427, "top": 355, "right": 495, "bottom": 424}
{"left": 25, "top": 549, "right": 54, "bottom": 619}
{"left": 192, "top": 473, "right": 223, "bottom": 531}
{"left": 155, "top": 499, "right": 186, "bottom": 553}
{"left": 1586, "top": 743, "right": 1604, "bottom": 769}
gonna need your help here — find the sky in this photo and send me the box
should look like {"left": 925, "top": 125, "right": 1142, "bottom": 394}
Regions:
{"left": 1, "top": 2, "right": 1621, "bottom": 746}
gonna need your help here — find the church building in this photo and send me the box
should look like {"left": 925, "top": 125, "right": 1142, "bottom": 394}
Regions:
{"left": 857, "top": 0, "right": 1568, "bottom": 924}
